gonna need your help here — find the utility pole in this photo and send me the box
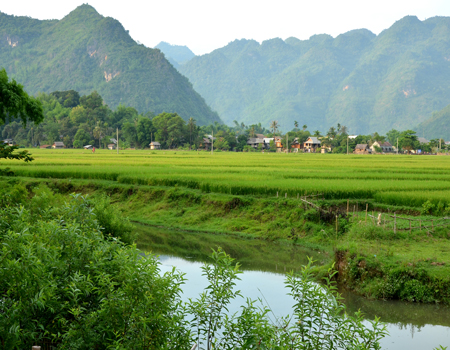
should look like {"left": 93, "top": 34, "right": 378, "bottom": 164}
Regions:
{"left": 117, "top": 128, "right": 119, "bottom": 155}
{"left": 286, "top": 133, "right": 288, "bottom": 153}
{"left": 347, "top": 136, "right": 349, "bottom": 155}
{"left": 397, "top": 138, "right": 398, "bottom": 155}
{"left": 440, "top": 138, "right": 442, "bottom": 152}
{"left": 211, "top": 130, "right": 214, "bottom": 155}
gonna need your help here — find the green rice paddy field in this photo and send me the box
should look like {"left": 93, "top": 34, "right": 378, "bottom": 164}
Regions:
{"left": 3, "top": 149, "right": 450, "bottom": 303}
{"left": 3, "top": 149, "right": 450, "bottom": 209}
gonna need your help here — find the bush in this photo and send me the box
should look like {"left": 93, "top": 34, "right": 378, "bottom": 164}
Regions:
{"left": 0, "top": 196, "right": 189, "bottom": 349}
{"left": 0, "top": 190, "right": 389, "bottom": 349}
{"left": 91, "top": 194, "right": 136, "bottom": 244}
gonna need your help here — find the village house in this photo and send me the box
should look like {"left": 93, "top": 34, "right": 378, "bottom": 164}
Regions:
{"left": 263, "top": 138, "right": 274, "bottom": 149}
{"left": 291, "top": 138, "right": 302, "bottom": 152}
{"left": 200, "top": 137, "right": 212, "bottom": 150}
{"left": 2, "top": 139, "right": 14, "bottom": 146}
{"left": 303, "top": 137, "right": 321, "bottom": 152}
{"left": 274, "top": 136, "right": 283, "bottom": 152}
{"left": 40, "top": 144, "right": 51, "bottom": 149}
{"left": 83, "top": 145, "right": 93, "bottom": 149}
{"left": 108, "top": 144, "right": 116, "bottom": 150}
{"left": 354, "top": 144, "right": 371, "bottom": 154}
{"left": 149, "top": 141, "right": 161, "bottom": 150}
{"left": 370, "top": 141, "right": 393, "bottom": 153}
{"left": 247, "top": 137, "right": 264, "bottom": 149}
{"left": 52, "top": 142, "right": 65, "bottom": 149}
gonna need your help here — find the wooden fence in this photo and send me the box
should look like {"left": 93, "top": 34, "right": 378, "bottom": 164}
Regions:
{"left": 298, "top": 197, "right": 450, "bottom": 234}
{"left": 363, "top": 212, "right": 450, "bottom": 233}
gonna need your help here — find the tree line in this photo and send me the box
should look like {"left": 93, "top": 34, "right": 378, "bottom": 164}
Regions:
{"left": 0, "top": 83, "right": 445, "bottom": 153}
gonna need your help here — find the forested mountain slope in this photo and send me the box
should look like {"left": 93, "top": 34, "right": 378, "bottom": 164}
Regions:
{"left": 0, "top": 5, "right": 221, "bottom": 125}
{"left": 179, "top": 16, "right": 450, "bottom": 133}
{"left": 415, "top": 103, "right": 450, "bottom": 140}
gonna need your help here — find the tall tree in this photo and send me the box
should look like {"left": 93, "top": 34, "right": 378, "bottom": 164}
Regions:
{"left": 188, "top": 117, "right": 197, "bottom": 150}
{"left": 270, "top": 120, "right": 279, "bottom": 135}
{"left": 0, "top": 69, "right": 44, "bottom": 163}
{"left": 398, "top": 130, "right": 419, "bottom": 154}
{"left": 0, "top": 69, "right": 44, "bottom": 126}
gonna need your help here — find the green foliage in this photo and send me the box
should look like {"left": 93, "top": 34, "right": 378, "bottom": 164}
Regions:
{"left": 0, "top": 194, "right": 190, "bottom": 349}
{"left": 398, "top": 130, "right": 419, "bottom": 153}
{"left": 0, "top": 186, "right": 388, "bottom": 349}
{"left": 0, "top": 143, "right": 34, "bottom": 162}
{"left": 188, "top": 251, "right": 387, "bottom": 349}
{"left": 0, "top": 68, "right": 44, "bottom": 126}
{"left": 421, "top": 200, "right": 435, "bottom": 215}
{"left": 50, "top": 90, "right": 80, "bottom": 108}
{"left": 91, "top": 194, "right": 136, "bottom": 244}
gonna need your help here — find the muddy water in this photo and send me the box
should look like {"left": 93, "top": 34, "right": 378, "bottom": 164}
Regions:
{"left": 137, "top": 226, "right": 450, "bottom": 349}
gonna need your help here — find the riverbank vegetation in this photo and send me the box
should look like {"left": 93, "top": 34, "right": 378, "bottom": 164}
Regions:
{"left": 0, "top": 184, "right": 387, "bottom": 349}
{"left": 1, "top": 150, "right": 450, "bottom": 305}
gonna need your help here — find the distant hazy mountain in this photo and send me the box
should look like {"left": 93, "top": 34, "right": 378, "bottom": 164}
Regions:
{"left": 155, "top": 41, "right": 196, "bottom": 68}
{"left": 415, "top": 103, "right": 450, "bottom": 140}
{"left": 0, "top": 5, "right": 221, "bottom": 125}
{"left": 179, "top": 16, "right": 450, "bottom": 133}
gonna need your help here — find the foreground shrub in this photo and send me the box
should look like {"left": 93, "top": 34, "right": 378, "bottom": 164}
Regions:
{"left": 0, "top": 190, "right": 389, "bottom": 349}
{"left": 0, "top": 196, "right": 190, "bottom": 349}
{"left": 188, "top": 249, "right": 388, "bottom": 349}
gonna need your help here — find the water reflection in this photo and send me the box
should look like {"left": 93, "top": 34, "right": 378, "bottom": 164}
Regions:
{"left": 138, "top": 226, "right": 450, "bottom": 350}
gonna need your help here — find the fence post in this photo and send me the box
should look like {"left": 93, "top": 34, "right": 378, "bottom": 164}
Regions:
{"left": 336, "top": 214, "right": 338, "bottom": 240}
{"left": 365, "top": 203, "right": 368, "bottom": 222}
{"left": 394, "top": 214, "right": 396, "bottom": 235}
{"left": 285, "top": 193, "right": 287, "bottom": 198}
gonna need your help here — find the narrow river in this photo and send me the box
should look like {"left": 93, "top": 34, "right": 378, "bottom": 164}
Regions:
{"left": 137, "top": 226, "right": 450, "bottom": 350}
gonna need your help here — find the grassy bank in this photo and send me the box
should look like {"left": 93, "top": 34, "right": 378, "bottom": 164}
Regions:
{"left": 2, "top": 174, "right": 449, "bottom": 305}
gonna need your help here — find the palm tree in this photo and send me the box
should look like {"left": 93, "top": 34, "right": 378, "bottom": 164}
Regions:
{"left": 313, "top": 130, "right": 321, "bottom": 137}
{"left": 303, "top": 124, "right": 307, "bottom": 131}
{"left": 294, "top": 121, "right": 299, "bottom": 129}
{"left": 249, "top": 126, "right": 256, "bottom": 138}
{"left": 188, "top": 117, "right": 196, "bottom": 150}
{"left": 327, "top": 127, "right": 336, "bottom": 138}
{"left": 270, "top": 120, "right": 279, "bottom": 135}
{"left": 340, "top": 125, "right": 348, "bottom": 135}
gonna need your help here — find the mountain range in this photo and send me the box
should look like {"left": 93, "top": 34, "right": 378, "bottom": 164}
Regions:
{"left": 155, "top": 42, "right": 195, "bottom": 69}
{"left": 177, "top": 16, "right": 450, "bottom": 135}
{"left": 0, "top": 5, "right": 221, "bottom": 125}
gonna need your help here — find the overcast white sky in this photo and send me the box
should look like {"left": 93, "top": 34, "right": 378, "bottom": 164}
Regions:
{"left": 2, "top": 0, "right": 450, "bottom": 55}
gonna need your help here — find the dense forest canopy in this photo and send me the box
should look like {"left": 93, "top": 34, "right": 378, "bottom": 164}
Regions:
{"left": 0, "top": 4, "right": 221, "bottom": 126}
